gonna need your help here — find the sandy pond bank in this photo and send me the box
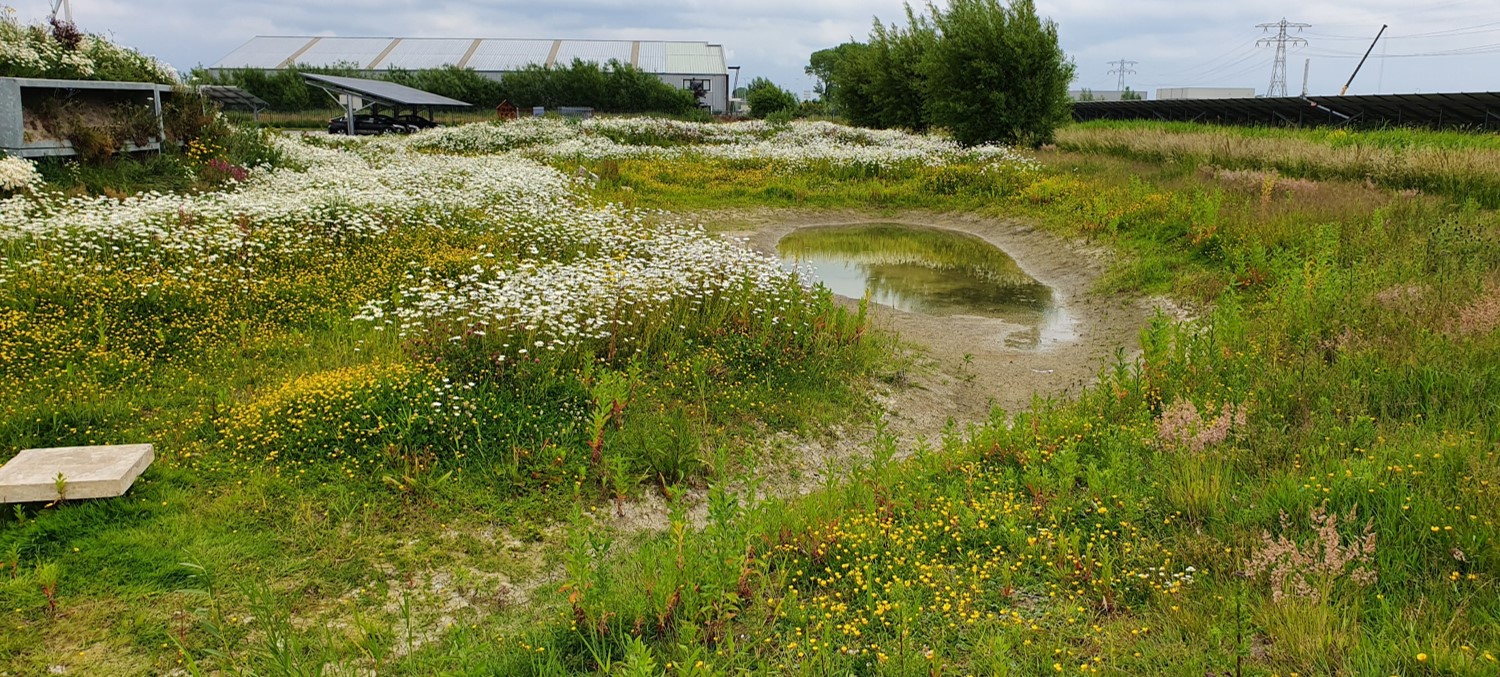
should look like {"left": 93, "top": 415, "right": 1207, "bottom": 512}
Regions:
{"left": 596, "top": 208, "right": 1176, "bottom": 532}
{"left": 712, "top": 209, "right": 1164, "bottom": 470}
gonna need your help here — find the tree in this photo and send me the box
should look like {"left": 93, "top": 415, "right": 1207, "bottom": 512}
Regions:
{"left": 808, "top": 0, "right": 1074, "bottom": 146}
{"left": 922, "top": 0, "right": 1074, "bottom": 146}
{"left": 809, "top": 42, "right": 881, "bottom": 127}
{"left": 806, "top": 42, "right": 866, "bottom": 112}
{"left": 744, "top": 77, "right": 798, "bottom": 119}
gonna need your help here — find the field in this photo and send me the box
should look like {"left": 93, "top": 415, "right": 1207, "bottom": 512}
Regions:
{"left": 1, "top": 118, "right": 1499, "bottom": 675}
{"left": 1058, "top": 120, "right": 1500, "bottom": 207}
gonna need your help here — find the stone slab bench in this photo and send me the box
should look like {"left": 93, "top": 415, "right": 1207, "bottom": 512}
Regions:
{"left": 0, "top": 444, "right": 154, "bottom": 503}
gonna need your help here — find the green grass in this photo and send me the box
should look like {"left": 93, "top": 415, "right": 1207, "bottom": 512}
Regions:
{"left": 1071, "top": 119, "right": 1500, "bottom": 151}
{"left": 5, "top": 121, "right": 1500, "bottom": 674}
{"left": 1057, "top": 120, "right": 1500, "bottom": 207}
{"left": 31, "top": 152, "right": 197, "bottom": 196}
{"left": 572, "top": 155, "right": 1032, "bottom": 213}
{"left": 453, "top": 134, "right": 1500, "bottom": 674}
{"left": 0, "top": 133, "right": 893, "bottom": 673}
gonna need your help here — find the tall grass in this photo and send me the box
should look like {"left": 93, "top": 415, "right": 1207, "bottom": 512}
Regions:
{"left": 439, "top": 127, "right": 1500, "bottom": 675}
{"left": 1057, "top": 120, "right": 1500, "bottom": 206}
{"left": 5, "top": 119, "right": 1500, "bottom": 674}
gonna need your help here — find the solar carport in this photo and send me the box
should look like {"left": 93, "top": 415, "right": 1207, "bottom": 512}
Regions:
{"left": 302, "top": 73, "right": 472, "bottom": 134}
{"left": 1073, "top": 92, "right": 1500, "bottom": 129}
{"left": 197, "top": 85, "right": 270, "bottom": 121}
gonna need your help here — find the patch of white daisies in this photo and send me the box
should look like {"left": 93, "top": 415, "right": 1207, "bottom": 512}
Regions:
{"left": 391, "top": 117, "right": 1040, "bottom": 172}
{"left": 1, "top": 118, "right": 1038, "bottom": 360}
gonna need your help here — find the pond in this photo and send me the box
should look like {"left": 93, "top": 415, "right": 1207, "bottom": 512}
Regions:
{"left": 778, "top": 223, "right": 1070, "bottom": 348}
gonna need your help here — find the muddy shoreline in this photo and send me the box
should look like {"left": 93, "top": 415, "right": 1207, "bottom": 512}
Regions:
{"left": 713, "top": 209, "right": 1156, "bottom": 446}
{"left": 505, "top": 209, "right": 1164, "bottom": 610}
{"left": 600, "top": 208, "right": 1165, "bottom": 532}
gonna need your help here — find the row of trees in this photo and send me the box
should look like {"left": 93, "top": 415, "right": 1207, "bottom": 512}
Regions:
{"left": 806, "top": 0, "right": 1073, "bottom": 146}
{"left": 192, "top": 60, "right": 701, "bottom": 115}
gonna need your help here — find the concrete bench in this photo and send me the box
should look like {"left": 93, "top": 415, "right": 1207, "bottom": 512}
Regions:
{"left": 0, "top": 444, "right": 154, "bottom": 503}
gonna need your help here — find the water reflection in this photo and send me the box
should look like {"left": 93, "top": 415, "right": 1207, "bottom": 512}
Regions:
{"left": 779, "top": 223, "right": 1067, "bottom": 347}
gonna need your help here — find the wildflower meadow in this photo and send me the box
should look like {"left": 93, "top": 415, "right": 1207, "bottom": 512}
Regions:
{"left": 1, "top": 117, "right": 1498, "bottom": 675}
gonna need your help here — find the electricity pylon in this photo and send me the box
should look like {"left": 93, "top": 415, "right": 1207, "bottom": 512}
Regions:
{"left": 1257, "top": 18, "right": 1310, "bottom": 97}
{"left": 1107, "top": 58, "right": 1138, "bottom": 93}
{"left": 50, "top": 0, "right": 73, "bottom": 23}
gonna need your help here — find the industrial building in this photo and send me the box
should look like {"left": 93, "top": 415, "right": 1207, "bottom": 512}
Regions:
{"left": 1068, "top": 89, "right": 1137, "bottom": 102}
{"left": 210, "top": 36, "right": 732, "bottom": 113}
{"left": 1155, "top": 87, "right": 1257, "bottom": 100}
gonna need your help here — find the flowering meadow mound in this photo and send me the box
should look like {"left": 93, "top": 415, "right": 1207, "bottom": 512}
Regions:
{"left": 1, "top": 118, "right": 1499, "bottom": 675}
{"left": 1, "top": 123, "right": 909, "bottom": 483}
{"left": 0, "top": 5, "right": 176, "bottom": 83}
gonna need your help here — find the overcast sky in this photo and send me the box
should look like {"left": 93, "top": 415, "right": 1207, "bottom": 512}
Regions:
{"left": 19, "top": 0, "right": 1500, "bottom": 98}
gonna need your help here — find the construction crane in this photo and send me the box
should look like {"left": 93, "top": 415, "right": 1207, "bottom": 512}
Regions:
{"left": 49, "top": 0, "right": 73, "bottom": 24}
{"left": 1340, "top": 25, "right": 1387, "bottom": 96}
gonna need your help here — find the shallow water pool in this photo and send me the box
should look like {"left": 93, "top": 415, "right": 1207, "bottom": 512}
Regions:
{"left": 778, "top": 223, "right": 1069, "bottom": 348}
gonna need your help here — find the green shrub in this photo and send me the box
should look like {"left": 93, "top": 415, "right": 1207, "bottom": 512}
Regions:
{"left": 923, "top": 0, "right": 1073, "bottom": 146}
{"left": 745, "top": 77, "right": 798, "bottom": 119}
{"left": 809, "top": 0, "right": 1073, "bottom": 145}
{"left": 497, "top": 59, "right": 698, "bottom": 114}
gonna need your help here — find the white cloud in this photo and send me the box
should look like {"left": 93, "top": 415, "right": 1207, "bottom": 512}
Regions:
{"left": 13, "top": 0, "right": 1499, "bottom": 97}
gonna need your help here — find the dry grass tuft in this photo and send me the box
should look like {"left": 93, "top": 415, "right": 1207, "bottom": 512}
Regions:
{"left": 1156, "top": 397, "right": 1247, "bottom": 452}
{"left": 1242, "top": 505, "right": 1377, "bottom": 603}
{"left": 1371, "top": 283, "right": 1429, "bottom": 309}
{"left": 1449, "top": 281, "right": 1500, "bottom": 336}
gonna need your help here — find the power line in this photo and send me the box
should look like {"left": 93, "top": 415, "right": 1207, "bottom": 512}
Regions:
{"left": 1257, "top": 18, "right": 1310, "bottom": 97}
{"left": 1185, "top": 49, "right": 1264, "bottom": 81}
{"left": 1107, "top": 58, "right": 1137, "bottom": 92}
{"left": 1151, "top": 40, "right": 1258, "bottom": 80}
{"left": 1307, "top": 22, "right": 1500, "bottom": 40}
{"left": 1304, "top": 41, "right": 1500, "bottom": 58}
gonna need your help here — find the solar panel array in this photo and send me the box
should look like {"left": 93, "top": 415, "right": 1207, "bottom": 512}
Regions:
{"left": 1073, "top": 92, "right": 1500, "bottom": 129}
{"left": 197, "top": 85, "right": 270, "bottom": 112}
{"left": 302, "top": 73, "right": 473, "bottom": 107}
{"left": 214, "top": 36, "right": 728, "bottom": 76}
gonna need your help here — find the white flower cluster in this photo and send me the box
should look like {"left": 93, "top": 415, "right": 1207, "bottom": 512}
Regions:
{"left": 0, "top": 6, "right": 176, "bottom": 83}
{"left": 0, "top": 155, "right": 41, "bottom": 193}
{"left": 4, "top": 117, "right": 1026, "bottom": 369}
{"left": 354, "top": 220, "right": 798, "bottom": 359}
{"left": 0, "top": 135, "right": 575, "bottom": 289}
{"left": 1, "top": 130, "right": 807, "bottom": 366}
{"left": 402, "top": 117, "right": 1039, "bottom": 172}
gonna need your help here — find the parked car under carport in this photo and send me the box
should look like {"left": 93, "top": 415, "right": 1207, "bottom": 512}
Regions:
{"left": 328, "top": 114, "right": 413, "bottom": 135}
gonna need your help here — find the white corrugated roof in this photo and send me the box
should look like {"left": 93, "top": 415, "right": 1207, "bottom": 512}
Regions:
{"left": 295, "top": 37, "right": 394, "bottom": 69}
{"left": 213, "top": 37, "right": 728, "bottom": 75}
{"left": 665, "top": 43, "right": 725, "bottom": 74}
{"left": 465, "top": 39, "right": 556, "bottom": 71}
{"left": 215, "top": 36, "right": 323, "bottom": 69}
{"left": 374, "top": 38, "right": 474, "bottom": 70}
{"left": 555, "top": 40, "right": 632, "bottom": 66}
